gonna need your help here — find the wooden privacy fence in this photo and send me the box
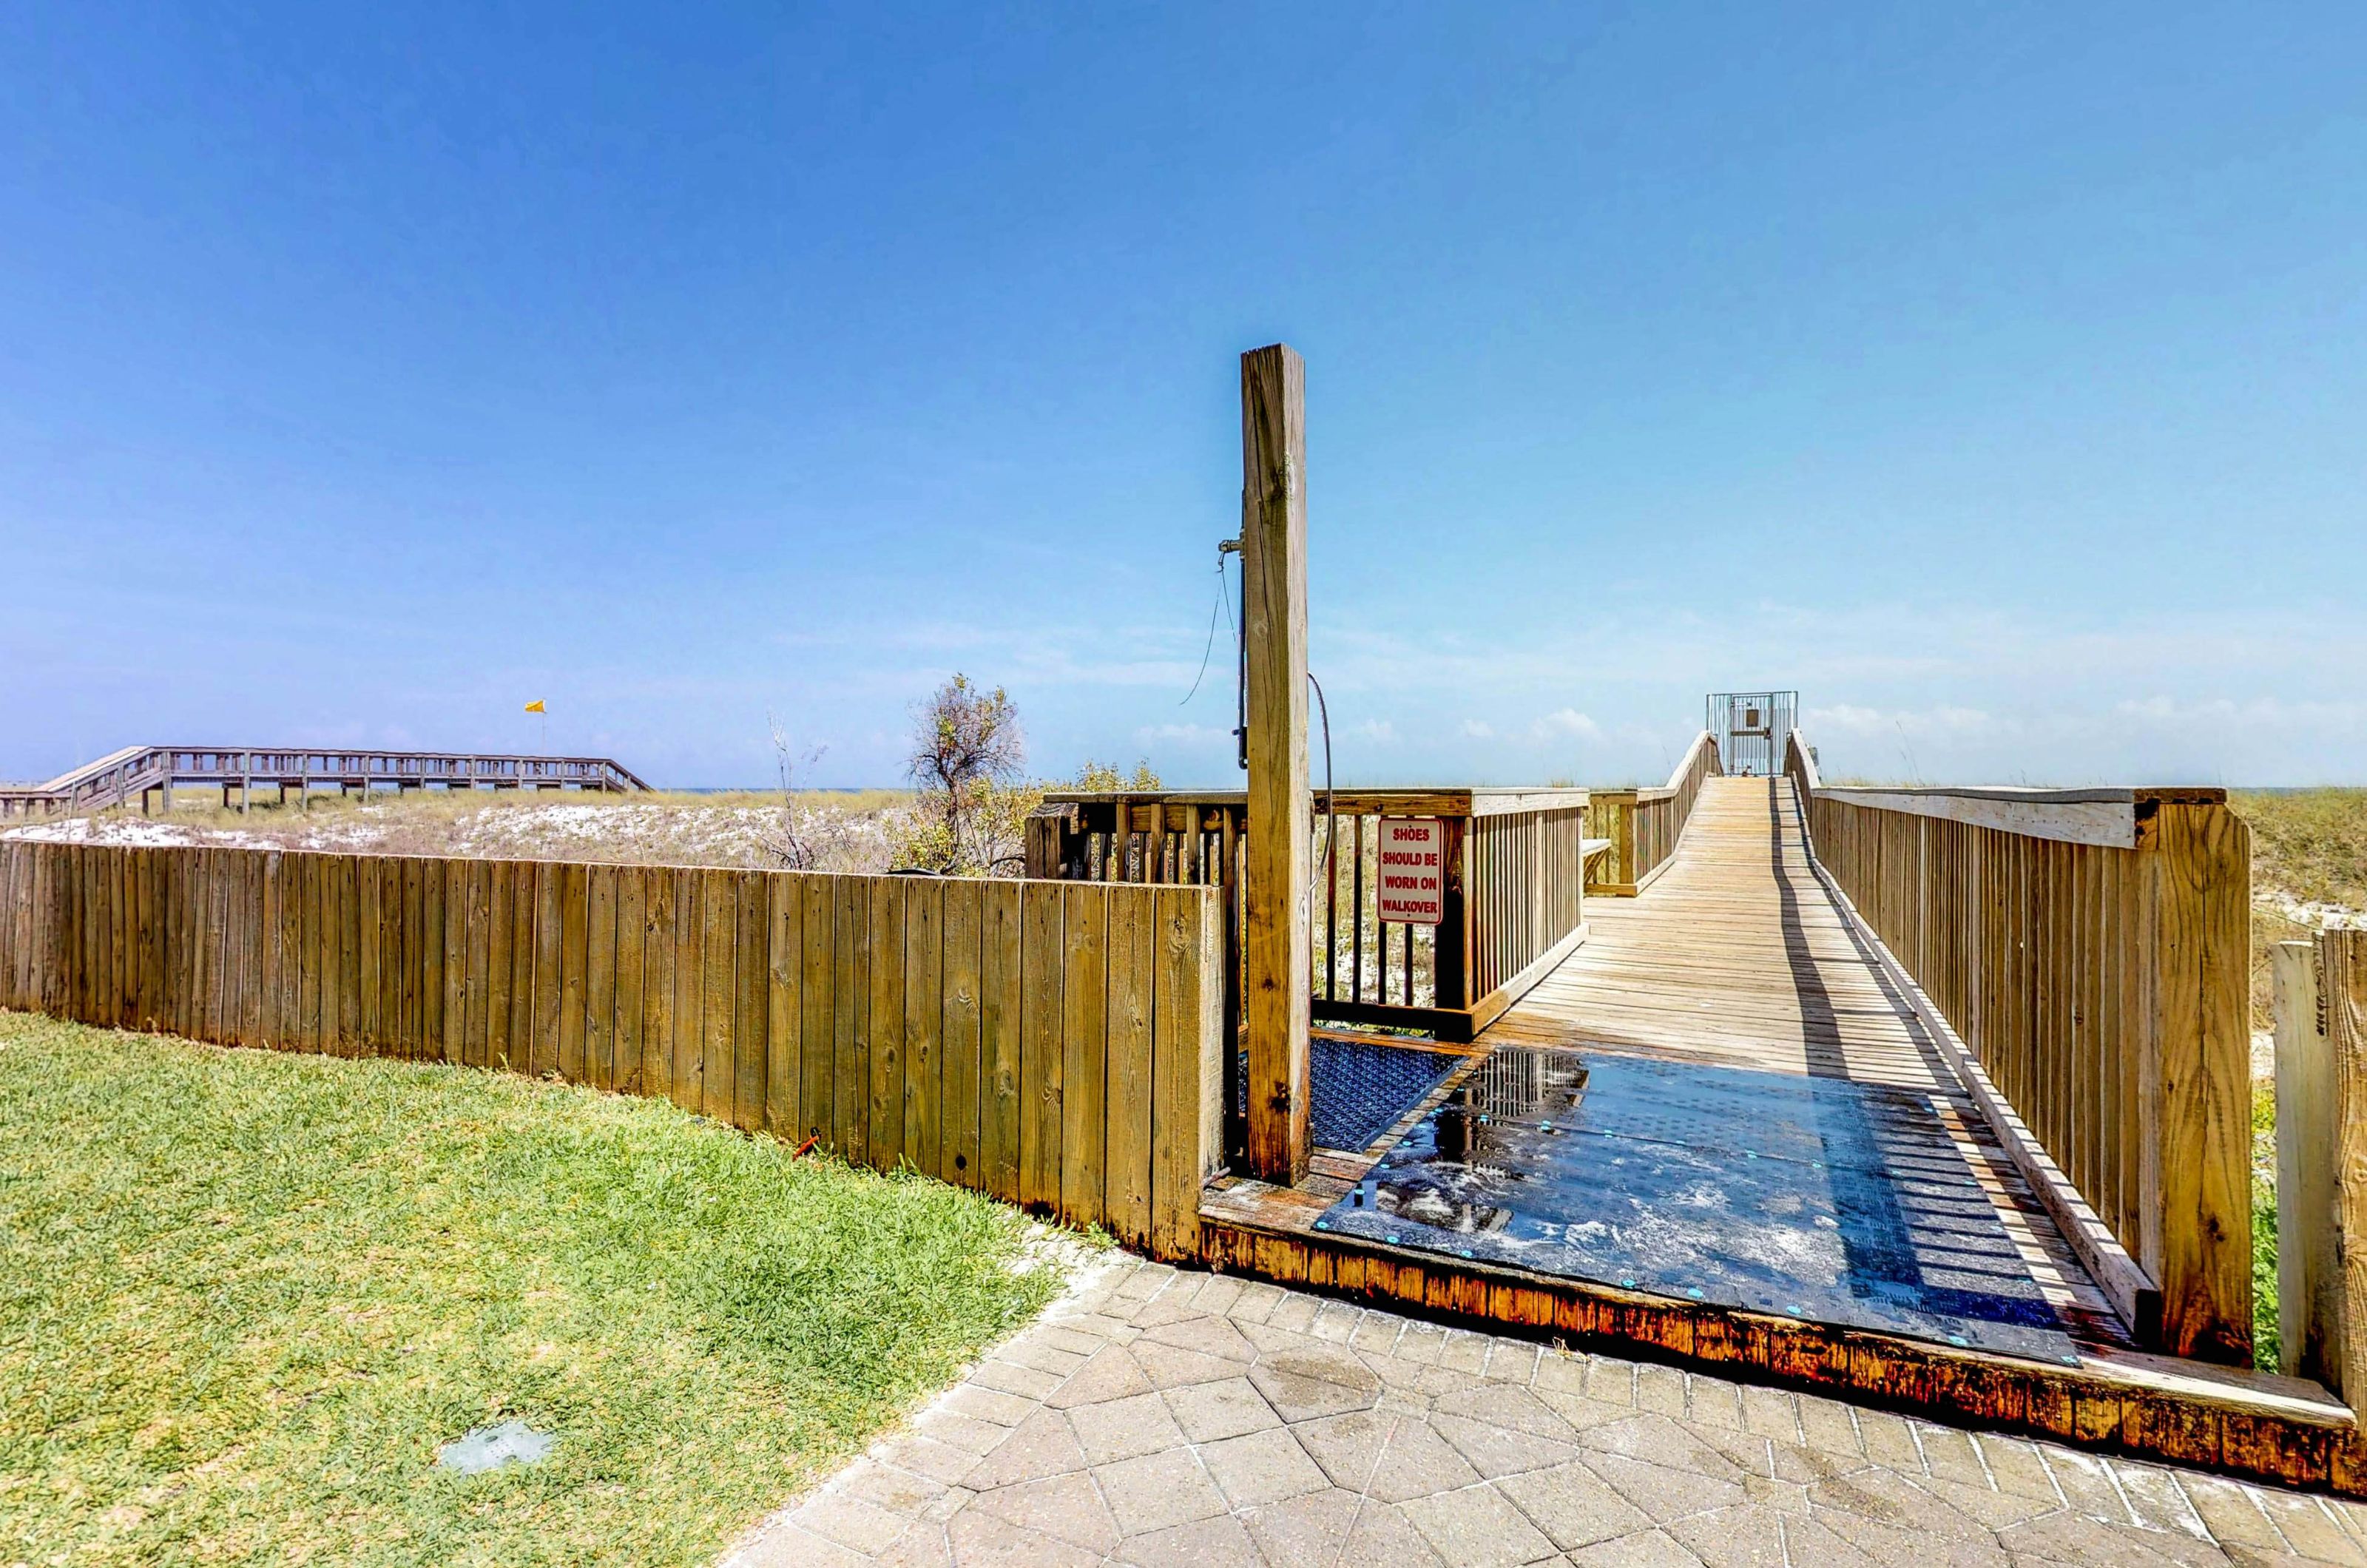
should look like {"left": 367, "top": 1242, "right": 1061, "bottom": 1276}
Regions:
{"left": 1783, "top": 732, "right": 2252, "bottom": 1363}
{"left": 0, "top": 840, "right": 1223, "bottom": 1261}
{"left": 1025, "top": 787, "right": 1596, "bottom": 1046}
{"left": 1584, "top": 730, "right": 1721, "bottom": 896}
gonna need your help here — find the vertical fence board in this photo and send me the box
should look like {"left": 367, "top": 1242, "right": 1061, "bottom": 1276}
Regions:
{"left": 1019, "top": 881, "right": 1065, "bottom": 1212}
{"left": 1104, "top": 888, "right": 1155, "bottom": 1249}
{"left": 484, "top": 861, "right": 513, "bottom": 1071}
{"left": 1060, "top": 884, "right": 1109, "bottom": 1228}
{"left": 832, "top": 876, "right": 869, "bottom": 1162}
{"left": 587, "top": 865, "right": 618, "bottom": 1091}
{"left": 980, "top": 880, "right": 1022, "bottom": 1203}
{"left": 734, "top": 870, "right": 767, "bottom": 1132}
{"left": 868, "top": 878, "right": 907, "bottom": 1167}
{"left": 671, "top": 868, "right": 703, "bottom": 1114}
{"left": 614, "top": 868, "right": 645, "bottom": 1094}
{"left": 903, "top": 879, "right": 943, "bottom": 1180}
{"left": 766, "top": 873, "right": 800, "bottom": 1138}
{"left": 940, "top": 880, "right": 983, "bottom": 1188}
{"left": 700, "top": 868, "right": 737, "bottom": 1124}
{"left": 441, "top": 859, "right": 469, "bottom": 1066}
{"left": 800, "top": 877, "right": 833, "bottom": 1146}
{"left": 1152, "top": 885, "right": 1220, "bottom": 1262}
{"left": 642, "top": 868, "right": 675, "bottom": 1103}
{"left": 557, "top": 864, "right": 589, "bottom": 1082}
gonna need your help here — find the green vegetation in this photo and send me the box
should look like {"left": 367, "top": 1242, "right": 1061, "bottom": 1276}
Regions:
{"left": 2230, "top": 788, "right": 2367, "bottom": 1030}
{"left": 0, "top": 1013, "right": 1067, "bottom": 1567}
{"left": 2252, "top": 1078, "right": 2279, "bottom": 1372}
{"left": 2231, "top": 788, "right": 2367, "bottom": 913}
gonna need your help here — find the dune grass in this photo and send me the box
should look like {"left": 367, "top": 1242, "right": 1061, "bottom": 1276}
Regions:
{"left": 0, "top": 1012, "right": 1067, "bottom": 1567}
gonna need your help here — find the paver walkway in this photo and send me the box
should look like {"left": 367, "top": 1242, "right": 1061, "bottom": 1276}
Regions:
{"left": 727, "top": 1256, "right": 2367, "bottom": 1568}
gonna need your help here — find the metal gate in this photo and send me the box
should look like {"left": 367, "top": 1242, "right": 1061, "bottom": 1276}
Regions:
{"left": 1706, "top": 691, "right": 1797, "bottom": 777}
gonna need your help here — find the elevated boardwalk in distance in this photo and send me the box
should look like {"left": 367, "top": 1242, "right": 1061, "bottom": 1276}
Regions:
{"left": 0, "top": 746, "right": 649, "bottom": 819}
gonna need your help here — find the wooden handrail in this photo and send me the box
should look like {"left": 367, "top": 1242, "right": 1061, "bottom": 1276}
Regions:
{"left": 1784, "top": 729, "right": 2252, "bottom": 1362}
{"left": 1583, "top": 730, "right": 1723, "bottom": 896}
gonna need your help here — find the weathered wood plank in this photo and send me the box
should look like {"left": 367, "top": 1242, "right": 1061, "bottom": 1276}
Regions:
{"left": 701, "top": 868, "right": 737, "bottom": 1123}
{"left": 1104, "top": 885, "right": 1155, "bottom": 1249}
{"left": 533, "top": 862, "right": 564, "bottom": 1078}
{"left": 614, "top": 867, "right": 645, "bottom": 1094}
{"left": 982, "top": 881, "right": 1024, "bottom": 1203}
{"left": 734, "top": 869, "right": 767, "bottom": 1132}
{"left": 586, "top": 864, "right": 618, "bottom": 1090}
{"left": 672, "top": 868, "right": 703, "bottom": 1113}
{"left": 868, "top": 877, "right": 907, "bottom": 1168}
{"left": 1151, "top": 885, "right": 1221, "bottom": 1262}
{"left": 833, "top": 876, "right": 870, "bottom": 1163}
{"left": 552, "top": 863, "right": 587, "bottom": 1082}
{"left": 941, "top": 879, "right": 985, "bottom": 1189}
{"left": 800, "top": 876, "right": 833, "bottom": 1147}
{"left": 1059, "top": 882, "right": 1109, "bottom": 1229}
{"left": 642, "top": 868, "right": 676, "bottom": 1104}
{"left": 903, "top": 877, "right": 943, "bottom": 1181}
{"left": 1019, "top": 880, "right": 1064, "bottom": 1212}
{"left": 766, "top": 872, "right": 800, "bottom": 1138}
{"left": 2277, "top": 940, "right": 2337, "bottom": 1388}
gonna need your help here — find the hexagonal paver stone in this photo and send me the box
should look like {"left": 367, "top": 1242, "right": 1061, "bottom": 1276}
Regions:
{"left": 1248, "top": 1343, "right": 1382, "bottom": 1423}
{"left": 1130, "top": 1340, "right": 1242, "bottom": 1390}
{"left": 1046, "top": 1345, "right": 1154, "bottom": 1410}
{"left": 1398, "top": 1482, "right": 1559, "bottom": 1568}
{"left": 1292, "top": 1408, "right": 1482, "bottom": 1503}
{"left": 1431, "top": 1410, "right": 1583, "bottom": 1478}
{"left": 1093, "top": 1448, "right": 1230, "bottom": 1537}
{"left": 1493, "top": 1458, "right": 1655, "bottom": 1550}
{"left": 1066, "top": 1390, "right": 1186, "bottom": 1465}
{"left": 945, "top": 1509, "right": 1102, "bottom": 1567}
{"left": 961, "top": 1408, "right": 1087, "bottom": 1490}
{"left": 1197, "top": 1426, "right": 1331, "bottom": 1509}
{"left": 1138, "top": 1311, "right": 1260, "bottom": 1364}
{"left": 1163, "top": 1375, "right": 1281, "bottom": 1443}
{"left": 1112, "top": 1511, "right": 1266, "bottom": 1568}
{"left": 967, "top": 1472, "right": 1120, "bottom": 1556}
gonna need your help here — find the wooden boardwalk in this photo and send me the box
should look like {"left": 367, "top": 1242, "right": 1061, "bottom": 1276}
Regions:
{"left": 1486, "top": 775, "right": 1957, "bottom": 1092}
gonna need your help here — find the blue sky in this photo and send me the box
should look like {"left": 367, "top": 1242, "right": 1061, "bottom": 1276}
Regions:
{"left": 3, "top": 4, "right": 2360, "bottom": 788}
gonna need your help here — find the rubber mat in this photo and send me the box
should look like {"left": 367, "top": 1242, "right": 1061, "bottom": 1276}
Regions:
{"left": 1238, "top": 1036, "right": 1462, "bottom": 1154}
{"left": 1314, "top": 1047, "right": 2079, "bottom": 1365}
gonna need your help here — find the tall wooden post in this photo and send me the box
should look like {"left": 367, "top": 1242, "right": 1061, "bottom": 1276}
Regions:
{"left": 1240, "top": 344, "right": 1310, "bottom": 1184}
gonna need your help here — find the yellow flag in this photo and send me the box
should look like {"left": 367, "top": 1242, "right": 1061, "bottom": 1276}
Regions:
{"left": 524, "top": 700, "right": 546, "bottom": 714}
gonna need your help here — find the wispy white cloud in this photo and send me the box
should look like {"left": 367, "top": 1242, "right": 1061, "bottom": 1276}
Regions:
{"left": 1531, "top": 708, "right": 1602, "bottom": 740}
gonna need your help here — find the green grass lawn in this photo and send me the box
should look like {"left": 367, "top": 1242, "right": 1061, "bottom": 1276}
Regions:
{"left": 0, "top": 1012, "right": 1070, "bottom": 1566}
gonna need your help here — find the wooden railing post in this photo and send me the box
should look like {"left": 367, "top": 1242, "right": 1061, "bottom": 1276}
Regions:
{"left": 1240, "top": 343, "right": 1311, "bottom": 1185}
{"left": 2141, "top": 802, "right": 2253, "bottom": 1362}
{"left": 2277, "top": 938, "right": 2340, "bottom": 1388}
{"left": 2324, "top": 929, "right": 2367, "bottom": 1417}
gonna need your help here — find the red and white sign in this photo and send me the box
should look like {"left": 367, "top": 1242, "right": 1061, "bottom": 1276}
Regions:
{"left": 1375, "top": 817, "right": 1447, "bottom": 925}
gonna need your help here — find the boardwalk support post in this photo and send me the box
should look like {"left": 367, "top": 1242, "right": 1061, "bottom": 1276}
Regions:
{"left": 1240, "top": 344, "right": 1311, "bottom": 1186}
